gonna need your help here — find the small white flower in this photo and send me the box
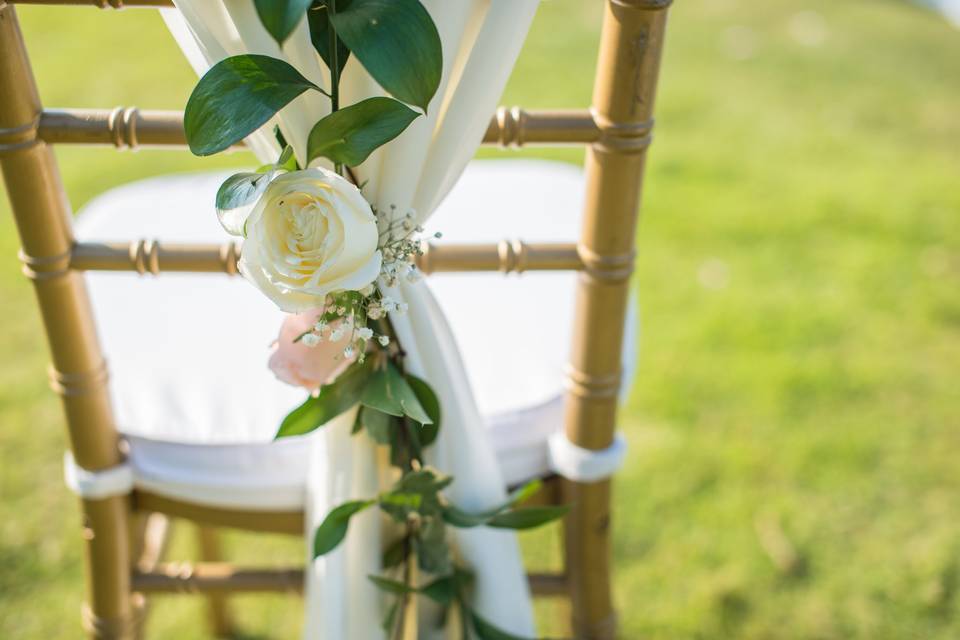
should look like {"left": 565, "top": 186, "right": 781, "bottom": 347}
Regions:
{"left": 378, "top": 335, "right": 390, "bottom": 346}
{"left": 343, "top": 345, "right": 355, "bottom": 359}
{"left": 357, "top": 327, "right": 373, "bottom": 341}
{"left": 359, "top": 284, "right": 376, "bottom": 297}
{"left": 367, "top": 305, "right": 383, "bottom": 320}
{"left": 329, "top": 327, "right": 345, "bottom": 341}
{"left": 301, "top": 332, "right": 321, "bottom": 348}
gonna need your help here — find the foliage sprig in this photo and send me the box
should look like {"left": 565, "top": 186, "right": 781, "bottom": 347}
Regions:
{"left": 184, "top": 2, "right": 564, "bottom": 638}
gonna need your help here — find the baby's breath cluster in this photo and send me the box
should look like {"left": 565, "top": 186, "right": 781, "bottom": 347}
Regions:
{"left": 376, "top": 204, "right": 441, "bottom": 288}
{"left": 294, "top": 205, "right": 440, "bottom": 360}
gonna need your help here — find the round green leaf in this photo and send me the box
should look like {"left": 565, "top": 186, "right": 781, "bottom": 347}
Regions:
{"left": 307, "top": 97, "right": 419, "bottom": 166}
{"left": 329, "top": 0, "right": 442, "bottom": 111}
{"left": 185, "top": 54, "right": 325, "bottom": 156}
{"left": 254, "top": 0, "right": 314, "bottom": 45}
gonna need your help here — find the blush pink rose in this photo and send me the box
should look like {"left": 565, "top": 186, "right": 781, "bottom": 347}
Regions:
{"left": 268, "top": 311, "right": 354, "bottom": 391}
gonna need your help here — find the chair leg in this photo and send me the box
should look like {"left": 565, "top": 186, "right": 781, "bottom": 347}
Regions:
{"left": 196, "top": 526, "right": 234, "bottom": 638}
{"left": 129, "top": 512, "right": 173, "bottom": 640}
{"left": 563, "top": 478, "right": 616, "bottom": 640}
{"left": 80, "top": 497, "right": 138, "bottom": 640}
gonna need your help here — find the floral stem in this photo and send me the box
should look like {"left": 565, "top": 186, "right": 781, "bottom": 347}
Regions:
{"left": 327, "top": 0, "right": 343, "bottom": 175}
{"left": 391, "top": 528, "right": 416, "bottom": 640}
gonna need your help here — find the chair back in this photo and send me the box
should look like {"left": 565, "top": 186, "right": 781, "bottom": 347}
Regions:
{"left": 0, "top": 1, "right": 671, "bottom": 637}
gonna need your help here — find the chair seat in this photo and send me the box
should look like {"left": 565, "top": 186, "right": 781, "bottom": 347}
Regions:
{"left": 75, "top": 160, "right": 636, "bottom": 511}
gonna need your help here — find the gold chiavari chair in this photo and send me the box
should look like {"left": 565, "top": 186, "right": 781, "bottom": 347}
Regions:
{"left": 0, "top": 0, "right": 670, "bottom": 638}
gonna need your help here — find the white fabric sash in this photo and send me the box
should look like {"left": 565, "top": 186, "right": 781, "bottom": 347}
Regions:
{"left": 162, "top": 2, "right": 540, "bottom": 637}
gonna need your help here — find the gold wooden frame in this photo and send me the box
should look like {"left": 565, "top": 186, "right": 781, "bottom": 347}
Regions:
{"left": 0, "top": 1, "right": 670, "bottom": 637}
{"left": 36, "top": 106, "right": 599, "bottom": 150}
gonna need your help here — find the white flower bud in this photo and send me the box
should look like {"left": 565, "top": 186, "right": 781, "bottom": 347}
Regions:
{"left": 343, "top": 345, "right": 355, "bottom": 359}
{"left": 359, "top": 284, "right": 376, "bottom": 297}
{"left": 357, "top": 327, "right": 373, "bottom": 341}
{"left": 301, "top": 332, "right": 321, "bottom": 348}
{"left": 378, "top": 335, "right": 390, "bottom": 347}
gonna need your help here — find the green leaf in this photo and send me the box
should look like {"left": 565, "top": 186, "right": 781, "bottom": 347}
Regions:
{"left": 405, "top": 374, "right": 440, "bottom": 445}
{"left": 507, "top": 479, "right": 543, "bottom": 507}
{"left": 368, "top": 574, "right": 417, "bottom": 595}
{"left": 420, "top": 575, "right": 455, "bottom": 605}
{"left": 441, "top": 480, "right": 543, "bottom": 528}
{"left": 329, "top": 0, "right": 442, "bottom": 111}
{"left": 214, "top": 171, "right": 275, "bottom": 236}
{"left": 486, "top": 506, "right": 570, "bottom": 530}
{"left": 381, "top": 536, "right": 407, "bottom": 569}
{"left": 470, "top": 610, "right": 532, "bottom": 640}
{"left": 382, "top": 599, "right": 399, "bottom": 634}
{"left": 414, "top": 515, "right": 451, "bottom": 574}
{"left": 277, "top": 143, "right": 298, "bottom": 171}
{"left": 440, "top": 504, "right": 490, "bottom": 529}
{"left": 306, "top": 97, "right": 418, "bottom": 166}
{"left": 313, "top": 499, "right": 374, "bottom": 557}
{"left": 254, "top": 0, "right": 313, "bottom": 45}
{"left": 360, "top": 361, "right": 433, "bottom": 425}
{"left": 275, "top": 359, "right": 373, "bottom": 438}
{"left": 360, "top": 405, "right": 394, "bottom": 445}
{"left": 185, "top": 54, "right": 325, "bottom": 156}
{"left": 307, "top": 0, "right": 351, "bottom": 76}
{"left": 361, "top": 364, "right": 404, "bottom": 417}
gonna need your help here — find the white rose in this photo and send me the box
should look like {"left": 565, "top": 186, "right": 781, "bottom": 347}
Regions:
{"left": 233, "top": 168, "right": 382, "bottom": 313}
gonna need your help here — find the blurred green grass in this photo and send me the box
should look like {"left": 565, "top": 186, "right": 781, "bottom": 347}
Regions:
{"left": 2, "top": 0, "right": 960, "bottom": 638}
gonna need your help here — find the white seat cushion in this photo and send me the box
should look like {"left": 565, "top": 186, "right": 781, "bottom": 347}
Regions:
{"left": 75, "top": 160, "right": 635, "bottom": 510}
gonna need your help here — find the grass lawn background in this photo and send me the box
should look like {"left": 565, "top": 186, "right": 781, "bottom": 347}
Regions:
{"left": 2, "top": 0, "right": 959, "bottom": 638}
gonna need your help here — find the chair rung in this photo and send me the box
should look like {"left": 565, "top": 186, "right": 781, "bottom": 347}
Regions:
{"left": 133, "top": 490, "right": 305, "bottom": 535}
{"left": 70, "top": 240, "right": 583, "bottom": 276}
{"left": 133, "top": 563, "right": 303, "bottom": 594}
{"left": 37, "top": 107, "right": 599, "bottom": 149}
{"left": 132, "top": 563, "right": 568, "bottom": 597}
{"left": 527, "top": 572, "right": 569, "bottom": 597}
{"left": 7, "top": 0, "right": 172, "bottom": 7}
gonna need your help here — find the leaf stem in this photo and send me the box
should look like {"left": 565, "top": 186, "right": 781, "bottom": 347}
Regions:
{"left": 391, "top": 527, "right": 415, "bottom": 640}
{"left": 327, "top": 0, "right": 343, "bottom": 175}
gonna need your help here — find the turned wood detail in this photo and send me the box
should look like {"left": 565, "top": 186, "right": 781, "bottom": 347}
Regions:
{"left": 48, "top": 361, "right": 110, "bottom": 397}
{"left": 6, "top": 0, "right": 173, "bottom": 7}
{"left": 0, "top": 115, "right": 39, "bottom": 154}
{"left": 563, "top": 365, "right": 622, "bottom": 400}
{"left": 17, "top": 246, "right": 72, "bottom": 280}
{"left": 80, "top": 601, "right": 145, "bottom": 639}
